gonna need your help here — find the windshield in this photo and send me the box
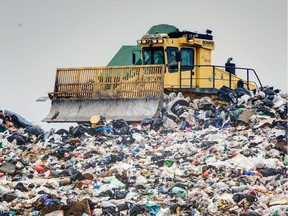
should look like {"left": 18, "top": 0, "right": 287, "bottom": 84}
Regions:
{"left": 142, "top": 47, "right": 164, "bottom": 65}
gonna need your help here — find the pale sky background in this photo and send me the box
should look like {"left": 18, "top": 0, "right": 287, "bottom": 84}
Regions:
{"left": 0, "top": 0, "right": 287, "bottom": 130}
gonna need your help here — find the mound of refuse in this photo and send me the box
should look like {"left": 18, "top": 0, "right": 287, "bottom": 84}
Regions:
{"left": 0, "top": 86, "right": 287, "bottom": 216}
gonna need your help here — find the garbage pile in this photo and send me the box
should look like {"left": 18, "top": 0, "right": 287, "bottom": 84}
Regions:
{"left": 0, "top": 86, "right": 287, "bottom": 216}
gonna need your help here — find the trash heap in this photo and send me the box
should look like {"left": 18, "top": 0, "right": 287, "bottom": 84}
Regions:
{"left": 0, "top": 86, "right": 287, "bottom": 216}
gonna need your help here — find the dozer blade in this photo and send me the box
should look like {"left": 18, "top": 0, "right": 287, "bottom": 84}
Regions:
{"left": 43, "top": 65, "right": 165, "bottom": 123}
{"left": 43, "top": 97, "right": 163, "bottom": 123}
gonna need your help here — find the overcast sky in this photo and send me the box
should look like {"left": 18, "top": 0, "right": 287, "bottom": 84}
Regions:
{"left": 0, "top": 0, "right": 287, "bottom": 129}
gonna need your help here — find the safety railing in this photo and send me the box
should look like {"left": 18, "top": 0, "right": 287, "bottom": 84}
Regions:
{"left": 180, "top": 65, "right": 262, "bottom": 90}
{"left": 50, "top": 65, "right": 165, "bottom": 99}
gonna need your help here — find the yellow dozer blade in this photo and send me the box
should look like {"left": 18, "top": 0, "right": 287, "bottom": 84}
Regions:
{"left": 43, "top": 65, "right": 165, "bottom": 123}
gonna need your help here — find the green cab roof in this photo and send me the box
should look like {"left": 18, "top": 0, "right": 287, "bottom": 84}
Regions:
{"left": 147, "top": 24, "right": 179, "bottom": 34}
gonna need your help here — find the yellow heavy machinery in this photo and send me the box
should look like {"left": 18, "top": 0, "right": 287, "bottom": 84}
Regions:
{"left": 43, "top": 24, "right": 262, "bottom": 123}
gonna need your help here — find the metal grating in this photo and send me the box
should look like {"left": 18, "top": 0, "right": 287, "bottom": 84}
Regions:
{"left": 51, "top": 65, "right": 165, "bottom": 99}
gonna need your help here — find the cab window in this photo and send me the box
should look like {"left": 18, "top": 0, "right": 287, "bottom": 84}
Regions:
{"left": 167, "top": 47, "right": 178, "bottom": 73}
{"left": 181, "top": 48, "right": 194, "bottom": 70}
{"left": 142, "top": 47, "right": 164, "bottom": 65}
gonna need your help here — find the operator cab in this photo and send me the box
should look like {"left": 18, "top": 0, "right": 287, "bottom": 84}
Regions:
{"left": 131, "top": 24, "right": 260, "bottom": 92}
{"left": 137, "top": 33, "right": 199, "bottom": 74}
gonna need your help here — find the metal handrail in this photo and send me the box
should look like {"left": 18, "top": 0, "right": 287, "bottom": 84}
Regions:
{"left": 180, "top": 64, "right": 262, "bottom": 89}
